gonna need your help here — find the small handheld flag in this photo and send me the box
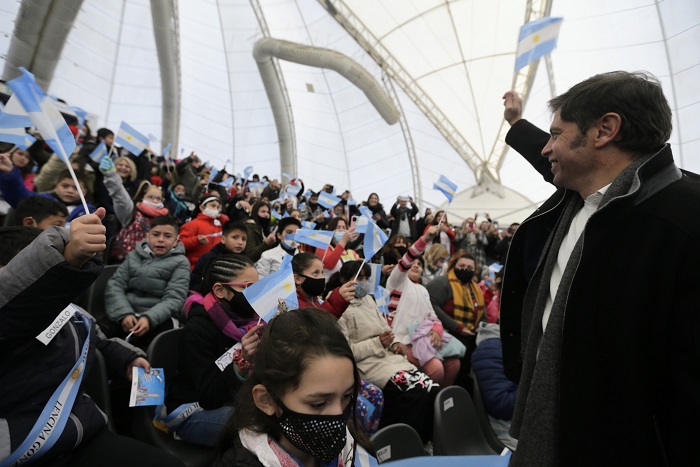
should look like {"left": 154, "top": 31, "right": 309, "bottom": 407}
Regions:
{"left": 363, "top": 222, "right": 388, "bottom": 262}
{"left": 293, "top": 229, "right": 333, "bottom": 250}
{"left": 7, "top": 68, "right": 90, "bottom": 214}
{"left": 515, "top": 17, "right": 564, "bottom": 72}
{"left": 433, "top": 175, "right": 458, "bottom": 203}
{"left": 116, "top": 121, "right": 149, "bottom": 156}
{"left": 317, "top": 191, "right": 342, "bottom": 210}
{"left": 243, "top": 262, "right": 298, "bottom": 324}
{"left": 375, "top": 286, "right": 389, "bottom": 316}
{"left": 89, "top": 141, "right": 108, "bottom": 163}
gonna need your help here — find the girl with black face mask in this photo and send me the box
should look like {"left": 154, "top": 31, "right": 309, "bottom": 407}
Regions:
{"left": 163, "top": 255, "right": 263, "bottom": 447}
{"left": 291, "top": 253, "right": 356, "bottom": 319}
{"left": 217, "top": 308, "right": 377, "bottom": 466}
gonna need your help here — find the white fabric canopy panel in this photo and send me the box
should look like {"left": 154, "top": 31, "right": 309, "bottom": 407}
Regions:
{"left": 0, "top": 0, "right": 698, "bottom": 222}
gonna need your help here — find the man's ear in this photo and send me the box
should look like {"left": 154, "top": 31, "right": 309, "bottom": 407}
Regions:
{"left": 252, "top": 384, "right": 279, "bottom": 416}
{"left": 594, "top": 112, "right": 623, "bottom": 148}
{"left": 21, "top": 216, "right": 37, "bottom": 227}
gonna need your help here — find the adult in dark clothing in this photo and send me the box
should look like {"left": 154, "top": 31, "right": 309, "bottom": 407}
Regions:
{"left": 0, "top": 212, "right": 184, "bottom": 467}
{"left": 389, "top": 196, "right": 419, "bottom": 241}
{"left": 260, "top": 178, "right": 281, "bottom": 201}
{"left": 175, "top": 153, "right": 204, "bottom": 202}
{"left": 500, "top": 72, "right": 700, "bottom": 466}
{"left": 415, "top": 207, "right": 432, "bottom": 238}
{"left": 244, "top": 200, "right": 276, "bottom": 262}
{"left": 362, "top": 192, "right": 390, "bottom": 230}
{"left": 494, "top": 223, "right": 519, "bottom": 263}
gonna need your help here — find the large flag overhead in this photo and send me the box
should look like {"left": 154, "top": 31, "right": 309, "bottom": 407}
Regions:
{"left": 364, "top": 221, "right": 388, "bottom": 261}
{"left": 293, "top": 229, "right": 333, "bottom": 250}
{"left": 6, "top": 68, "right": 76, "bottom": 161}
{"left": 116, "top": 121, "right": 149, "bottom": 156}
{"left": 433, "top": 175, "right": 458, "bottom": 203}
{"left": 243, "top": 262, "right": 298, "bottom": 323}
{"left": 317, "top": 191, "right": 342, "bottom": 210}
{"left": 515, "top": 17, "right": 564, "bottom": 71}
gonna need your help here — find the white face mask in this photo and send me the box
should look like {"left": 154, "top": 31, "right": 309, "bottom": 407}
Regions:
{"left": 202, "top": 207, "right": 220, "bottom": 219}
{"left": 143, "top": 200, "right": 164, "bottom": 210}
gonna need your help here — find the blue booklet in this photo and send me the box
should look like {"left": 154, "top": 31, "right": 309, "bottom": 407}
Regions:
{"left": 129, "top": 367, "right": 165, "bottom": 407}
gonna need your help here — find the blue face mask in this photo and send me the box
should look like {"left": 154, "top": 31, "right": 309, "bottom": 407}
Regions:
{"left": 354, "top": 281, "right": 370, "bottom": 298}
{"left": 333, "top": 231, "right": 345, "bottom": 243}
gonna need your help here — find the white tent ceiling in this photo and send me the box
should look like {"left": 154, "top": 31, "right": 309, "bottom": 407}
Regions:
{"left": 1, "top": 0, "right": 698, "bottom": 223}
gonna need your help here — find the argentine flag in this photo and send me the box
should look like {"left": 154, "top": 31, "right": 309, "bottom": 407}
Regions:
{"left": 359, "top": 206, "right": 373, "bottom": 219}
{"left": 293, "top": 229, "right": 333, "bottom": 250}
{"left": 89, "top": 141, "right": 108, "bottom": 163}
{"left": 354, "top": 215, "right": 371, "bottom": 234}
{"left": 0, "top": 95, "right": 33, "bottom": 130}
{"left": 301, "top": 221, "right": 316, "bottom": 230}
{"left": 243, "top": 262, "right": 298, "bottom": 323}
{"left": 515, "top": 17, "right": 564, "bottom": 72}
{"left": 116, "top": 121, "right": 149, "bottom": 156}
{"left": 364, "top": 222, "right": 388, "bottom": 261}
{"left": 374, "top": 286, "right": 389, "bottom": 315}
{"left": 243, "top": 166, "right": 254, "bottom": 179}
{"left": 368, "top": 263, "right": 382, "bottom": 293}
{"left": 433, "top": 175, "right": 458, "bottom": 202}
{"left": 6, "top": 68, "right": 76, "bottom": 162}
{"left": 18, "top": 133, "right": 36, "bottom": 150}
{"left": 317, "top": 191, "right": 342, "bottom": 210}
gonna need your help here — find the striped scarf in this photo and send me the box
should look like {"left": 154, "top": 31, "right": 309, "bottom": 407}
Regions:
{"left": 448, "top": 269, "right": 484, "bottom": 331}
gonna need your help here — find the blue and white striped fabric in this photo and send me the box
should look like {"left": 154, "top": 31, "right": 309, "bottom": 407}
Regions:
{"left": 116, "top": 121, "right": 149, "bottom": 156}
{"left": 354, "top": 215, "right": 371, "bottom": 234}
{"left": 162, "top": 143, "right": 171, "bottom": 158}
{"left": 6, "top": 68, "right": 76, "bottom": 161}
{"left": 301, "top": 221, "right": 316, "bottom": 230}
{"left": 89, "top": 141, "right": 108, "bottom": 163}
{"left": 374, "top": 286, "right": 389, "bottom": 315}
{"left": 243, "top": 165, "right": 254, "bottom": 179}
{"left": 293, "top": 229, "right": 333, "bottom": 250}
{"left": 18, "top": 133, "right": 36, "bottom": 150}
{"left": 368, "top": 263, "right": 382, "bottom": 293}
{"left": 363, "top": 221, "right": 388, "bottom": 261}
{"left": 70, "top": 106, "right": 88, "bottom": 129}
{"left": 0, "top": 95, "right": 32, "bottom": 129}
{"left": 359, "top": 206, "right": 373, "bottom": 218}
{"left": 243, "top": 262, "right": 298, "bottom": 323}
{"left": 433, "top": 175, "right": 458, "bottom": 202}
{"left": 515, "top": 17, "right": 564, "bottom": 71}
{"left": 317, "top": 191, "right": 342, "bottom": 210}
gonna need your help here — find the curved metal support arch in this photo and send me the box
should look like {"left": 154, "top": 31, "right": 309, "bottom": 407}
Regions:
{"left": 252, "top": 37, "right": 399, "bottom": 178}
{"left": 151, "top": 0, "right": 181, "bottom": 154}
{"left": 2, "top": 0, "right": 84, "bottom": 89}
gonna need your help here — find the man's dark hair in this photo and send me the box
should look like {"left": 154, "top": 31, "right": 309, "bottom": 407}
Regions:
{"left": 149, "top": 215, "right": 179, "bottom": 233}
{"left": 548, "top": 71, "right": 672, "bottom": 154}
{"left": 0, "top": 226, "right": 42, "bottom": 266}
{"left": 96, "top": 128, "right": 114, "bottom": 140}
{"left": 222, "top": 221, "right": 248, "bottom": 236}
{"left": 275, "top": 216, "right": 302, "bottom": 236}
{"left": 15, "top": 197, "right": 68, "bottom": 225}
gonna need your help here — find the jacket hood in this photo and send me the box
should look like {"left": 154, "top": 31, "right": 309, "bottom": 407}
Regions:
{"left": 476, "top": 322, "right": 501, "bottom": 346}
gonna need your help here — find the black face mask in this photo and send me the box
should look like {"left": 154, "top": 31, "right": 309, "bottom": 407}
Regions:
{"left": 222, "top": 286, "right": 257, "bottom": 319}
{"left": 300, "top": 275, "right": 326, "bottom": 297}
{"left": 395, "top": 246, "right": 407, "bottom": 256}
{"left": 454, "top": 268, "right": 475, "bottom": 284}
{"left": 276, "top": 398, "right": 352, "bottom": 463}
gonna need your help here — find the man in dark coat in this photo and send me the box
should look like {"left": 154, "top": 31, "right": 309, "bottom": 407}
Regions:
{"left": 500, "top": 71, "right": 700, "bottom": 466}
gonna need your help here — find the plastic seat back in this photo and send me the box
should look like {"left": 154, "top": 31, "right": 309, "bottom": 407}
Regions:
{"left": 433, "top": 386, "right": 497, "bottom": 456}
{"left": 371, "top": 423, "right": 426, "bottom": 463}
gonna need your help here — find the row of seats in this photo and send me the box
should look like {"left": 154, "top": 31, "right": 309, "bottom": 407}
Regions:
{"left": 371, "top": 382, "right": 506, "bottom": 463}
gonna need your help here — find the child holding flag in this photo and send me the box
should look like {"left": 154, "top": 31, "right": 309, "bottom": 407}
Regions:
{"left": 180, "top": 195, "right": 230, "bottom": 269}
{"left": 164, "top": 255, "right": 262, "bottom": 446}
{"left": 291, "top": 252, "right": 356, "bottom": 319}
{"left": 315, "top": 217, "right": 360, "bottom": 280}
